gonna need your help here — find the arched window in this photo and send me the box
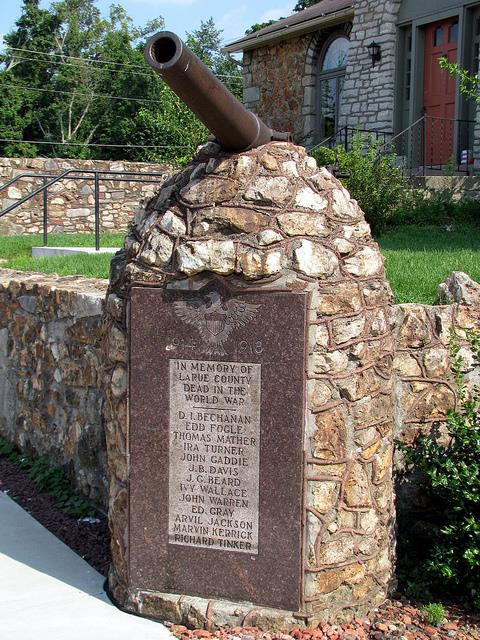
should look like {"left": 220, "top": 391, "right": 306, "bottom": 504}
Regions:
{"left": 317, "top": 35, "right": 350, "bottom": 140}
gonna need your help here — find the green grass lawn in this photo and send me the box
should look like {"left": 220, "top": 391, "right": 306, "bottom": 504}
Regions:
{"left": 0, "top": 225, "right": 479, "bottom": 303}
{"left": 0, "top": 232, "right": 124, "bottom": 280}
{"left": 378, "top": 223, "right": 480, "bottom": 304}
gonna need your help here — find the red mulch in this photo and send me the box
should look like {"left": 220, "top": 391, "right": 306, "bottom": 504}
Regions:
{"left": 167, "top": 602, "right": 480, "bottom": 640}
{"left": 0, "top": 454, "right": 110, "bottom": 575}
{"left": 1, "top": 454, "right": 479, "bottom": 639}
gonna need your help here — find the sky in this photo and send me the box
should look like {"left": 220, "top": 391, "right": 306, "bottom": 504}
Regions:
{"left": 1, "top": 0, "right": 294, "bottom": 47}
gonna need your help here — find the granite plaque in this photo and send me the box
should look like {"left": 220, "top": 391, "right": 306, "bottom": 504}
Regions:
{"left": 168, "top": 358, "right": 261, "bottom": 553}
{"left": 129, "top": 281, "right": 307, "bottom": 611}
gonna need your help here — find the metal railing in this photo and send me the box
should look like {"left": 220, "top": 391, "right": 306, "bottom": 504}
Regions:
{"left": 310, "top": 116, "right": 478, "bottom": 177}
{"left": 0, "top": 167, "right": 169, "bottom": 250}
{"left": 369, "top": 115, "right": 476, "bottom": 176}
{"left": 310, "top": 125, "right": 393, "bottom": 153}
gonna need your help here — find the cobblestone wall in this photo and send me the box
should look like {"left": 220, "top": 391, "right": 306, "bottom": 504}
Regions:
{"left": 242, "top": 24, "right": 350, "bottom": 146}
{"left": 393, "top": 272, "right": 480, "bottom": 508}
{"left": 0, "top": 270, "right": 108, "bottom": 505}
{"left": 0, "top": 157, "right": 173, "bottom": 236}
{"left": 243, "top": 36, "right": 311, "bottom": 143}
{"left": 0, "top": 262, "right": 478, "bottom": 620}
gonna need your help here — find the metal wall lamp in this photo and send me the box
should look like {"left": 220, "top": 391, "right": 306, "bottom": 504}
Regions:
{"left": 367, "top": 41, "right": 381, "bottom": 67}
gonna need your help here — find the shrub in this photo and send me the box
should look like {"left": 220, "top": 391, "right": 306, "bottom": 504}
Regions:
{"left": 397, "top": 330, "right": 480, "bottom": 609}
{"left": 393, "top": 185, "right": 480, "bottom": 228}
{"left": 311, "top": 133, "right": 414, "bottom": 234}
{"left": 422, "top": 603, "right": 446, "bottom": 626}
{"left": 0, "top": 437, "right": 95, "bottom": 517}
{"left": 310, "top": 133, "right": 480, "bottom": 234}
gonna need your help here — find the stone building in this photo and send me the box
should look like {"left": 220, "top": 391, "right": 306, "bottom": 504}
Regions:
{"left": 224, "top": 0, "right": 480, "bottom": 172}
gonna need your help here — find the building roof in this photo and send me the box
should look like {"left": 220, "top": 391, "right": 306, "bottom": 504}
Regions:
{"left": 223, "top": 0, "right": 353, "bottom": 53}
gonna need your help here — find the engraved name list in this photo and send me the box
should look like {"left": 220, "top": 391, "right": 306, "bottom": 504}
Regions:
{"left": 168, "top": 358, "right": 261, "bottom": 554}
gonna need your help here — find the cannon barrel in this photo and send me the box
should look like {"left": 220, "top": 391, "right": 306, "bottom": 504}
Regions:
{"left": 144, "top": 31, "right": 291, "bottom": 152}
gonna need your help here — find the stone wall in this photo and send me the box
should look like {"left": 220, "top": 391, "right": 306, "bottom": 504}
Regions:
{"left": 243, "top": 36, "right": 312, "bottom": 143}
{"left": 0, "top": 156, "right": 173, "bottom": 236}
{"left": 242, "top": 23, "right": 352, "bottom": 146}
{"left": 412, "top": 175, "right": 480, "bottom": 199}
{"left": 338, "top": 0, "right": 400, "bottom": 133}
{"left": 0, "top": 259, "right": 478, "bottom": 623}
{"left": 0, "top": 269, "right": 108, "bottom": 506}
{"left": 1, "top": 266, "right": 477, "bottom": 517}
{"left": 393, "top": 272, "right": 480, "bottom": 508}
{"left": 241, "top": 0, "right": 402, "bottom": 145}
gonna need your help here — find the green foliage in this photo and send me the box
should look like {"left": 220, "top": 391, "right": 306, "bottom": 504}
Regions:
{"left": 422, "top": 603, "right": 446, "bottom": 626}
{"left": 311, "top": 133, "right": 480, "bottom": 234}
{"left": 186, "top": 18, "right": 242, "bottom": 99}
{"left": 245, "top": 19, "right": 283, "bottom": 35}
{"left": 0, "top": 436, "right": 95, "bottom": 517}
{"left": 393, "top": 186, "right": 479, "bottom": 228}
{"left": 397, "top": 330, "right": 480, "bottom": 608}
{"left": 0, "top": 2, "right": 239, "bottom": 163}
{"left": 310, "top": 145, "right": 336, "bottom": 168}
{"left": 294, "top": 0, "right": 320, "bottom": 10}
{"left": 311, "top": 133, "right": 414, "bottom": 234}
{"left": 439, "top": 57, "right": 480, "bottom": 103}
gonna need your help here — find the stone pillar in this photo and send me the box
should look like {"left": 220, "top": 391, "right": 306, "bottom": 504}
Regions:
{"left": 103, "top": 141, "right": 395, "bottom": 628}
{"left": 339, "top": 0, "right": 401, "bottom": 133}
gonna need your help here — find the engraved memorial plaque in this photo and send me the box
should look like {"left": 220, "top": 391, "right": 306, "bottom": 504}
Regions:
{"left": 129, "top": 281, "right": 307, "bottom": 611}
{"left": 168, "top": 359, "right": 261, "bottom": 554}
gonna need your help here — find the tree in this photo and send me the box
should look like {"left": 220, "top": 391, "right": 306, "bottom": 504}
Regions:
{"left": 1, "top": 0, "right": 163, "bottom": 158}
{"left": 186, "top": 18, "right": 242, "bottom": 99}
{"left": 245, "top": 19, "right": 280, "bottom": 35}
{"left": 0, "top": 3, "right": 235, "bottom": 164}
{"left": 293, "top": 0, "right": 320, "bottom": 11}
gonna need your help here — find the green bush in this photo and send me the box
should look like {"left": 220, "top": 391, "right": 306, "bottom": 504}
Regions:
{"left": 393, "top": 183, "right": 480, "bottom": 228}
{"left": 422, "top": 603, "right": 446, "bottom": 626}
{"left": 311, "top": 132, "right": 414, "bottom": 234}
{"left": 397, "top": 330, "right": 480, "bottom": 609}
{"left": 0, "top": 437, "right": 95, "bottom": 517}
{"left": 310, "top": 133, "right": 480, "bottom": 234}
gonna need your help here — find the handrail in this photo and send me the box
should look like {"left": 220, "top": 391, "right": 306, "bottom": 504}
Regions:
{"left": 0, "top": 167, "right": 168, "bottom": 199}
{"left": 0, "top": 172, "right": 46, "bottom": 192}
{"left": 0, "top": 168, "right": 90, "bottom": 219}
{"left": 308, "top": 125, "right": 393, "bottom": 153}
{"left": 375, "top": 114, "right": 477, "bottom": 177}
{"left": 376, "top": 115, "right": 425, "bottom": 155}
{"left": 0, "top": 166, "right": 168, "bottom": 250}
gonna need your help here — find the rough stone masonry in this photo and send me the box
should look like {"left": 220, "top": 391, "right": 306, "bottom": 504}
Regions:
{"left": 103, "top": 140, "right": 396, "bottom": 627}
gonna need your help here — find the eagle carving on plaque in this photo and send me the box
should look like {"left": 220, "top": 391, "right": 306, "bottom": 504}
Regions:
{"left": 173, "top": 291, "right": 260, "bottom": 356}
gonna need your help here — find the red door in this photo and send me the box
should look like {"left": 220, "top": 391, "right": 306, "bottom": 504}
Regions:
{"left": 423, "top": 17, "right": 458, "bottom": 166}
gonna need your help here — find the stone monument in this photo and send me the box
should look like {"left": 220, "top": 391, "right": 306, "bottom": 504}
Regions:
{"left": 102, "top": 30, "right": 395, "bottom": 631}
{"left": 103, "top": 139, "right": 395, "bottom": 628}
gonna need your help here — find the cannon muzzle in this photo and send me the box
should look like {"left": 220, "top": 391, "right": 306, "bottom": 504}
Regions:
{"left": 144, "top": 31, "right": 291, "bottom": 152}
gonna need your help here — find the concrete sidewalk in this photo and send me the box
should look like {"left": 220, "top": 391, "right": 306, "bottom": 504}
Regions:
{"left": 0, "top": 491, "right": 173, "bottom": 640}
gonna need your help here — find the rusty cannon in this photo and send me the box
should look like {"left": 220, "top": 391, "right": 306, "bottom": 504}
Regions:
{"left": 144, "top": 31, "right": 291, "bottom": 152}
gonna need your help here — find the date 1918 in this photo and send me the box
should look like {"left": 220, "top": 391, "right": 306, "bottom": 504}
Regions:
{"left": 166, "top": 337, "right": 262, "bottom": 357}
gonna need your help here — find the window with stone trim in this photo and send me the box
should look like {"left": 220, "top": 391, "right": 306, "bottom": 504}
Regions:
{"left": 317, "top": 35, "right": 350, "bottom": 140}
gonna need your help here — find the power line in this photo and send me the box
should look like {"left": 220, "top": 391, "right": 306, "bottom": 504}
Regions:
{"left": 6, "top": 46, "right": 148, "bottom": 70}
{"left": 0, "top": 137, "right": 189, "bottom": 149}
{"left": 9, "top": 55, "right": 155, "bottom": 79}
{"left": 4, "top": 46, "right": 243, "bottom": 80}
{"left": 2, "top": 81, "right": 162, "bottom": 104}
